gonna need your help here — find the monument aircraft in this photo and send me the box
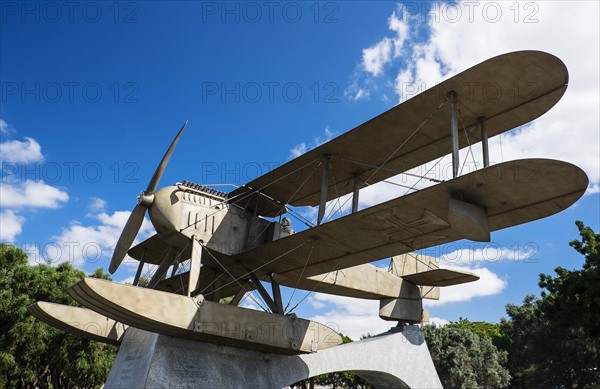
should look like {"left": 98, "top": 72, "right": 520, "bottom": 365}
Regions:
{"left": 29, "top": 51, "right": 588, "bottom": 357}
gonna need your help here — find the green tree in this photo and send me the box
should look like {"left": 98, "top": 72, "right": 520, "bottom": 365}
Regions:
{"left": 0, "top": 244, "right": 116, "bottom": 388}
{"left": 539, "top": 220, "right": 600, "bottom": 338}
{"left": 501, "top": 295, "right": 598, "bottom": 388}
{"left": 447, "top": 317, "right": 506, "bottom": 349}
{"left": 500, "top": 221, "right": 600, "bottom": 388}
{"left": 89, "top": 267, "right": 112, "bottom": 281}
{"left": 423, "top": 324, "right": 510, "bottom": 388}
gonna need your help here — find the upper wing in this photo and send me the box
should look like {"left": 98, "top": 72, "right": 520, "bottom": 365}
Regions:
{"left": 228, "top": 51, "right": 568, "bottom": 217}
{"left": 232, "top": 159, "right": 587, "bottom": 280}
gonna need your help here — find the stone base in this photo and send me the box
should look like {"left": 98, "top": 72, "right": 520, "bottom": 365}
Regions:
{"left": 104, "top": 325, "right": 442, "bottom": 388}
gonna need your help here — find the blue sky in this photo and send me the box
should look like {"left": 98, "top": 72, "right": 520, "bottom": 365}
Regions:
{"left": 1, "top": 1, "right": 599, "bottom": 338}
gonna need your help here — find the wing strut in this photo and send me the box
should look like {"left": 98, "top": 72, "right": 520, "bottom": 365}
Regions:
{"left": 351, "top": 174, "right": 360, "bottom": 213}
{"left": 317, "top": 156, "right": 330, "bottom": 225}
{"left": 479, "top": 117, "right": 490, "bottom": 167}
{"left": 247, "top": 271, "right": 284, "bottom": 314}
{"left": 449, "top": 91, "right": 460, "bottom": 178}
{"left": 132, "top": 248, "right": 146, "bottom": 286}
{"left": 188, "top": 236, "right": 203, "bottom": 296}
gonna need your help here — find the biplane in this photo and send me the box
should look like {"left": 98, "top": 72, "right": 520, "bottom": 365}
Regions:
{"left": 29, "top": 51, "right": 588, "bottom": 355}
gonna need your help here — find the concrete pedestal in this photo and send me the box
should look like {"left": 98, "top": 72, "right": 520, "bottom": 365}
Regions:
{"left": 104, "top": 325, "right": 442, "bottom": 388}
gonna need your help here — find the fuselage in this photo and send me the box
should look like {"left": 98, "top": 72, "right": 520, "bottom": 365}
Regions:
{"left": 147, "top": 181, "right": 291, "bottom": 255}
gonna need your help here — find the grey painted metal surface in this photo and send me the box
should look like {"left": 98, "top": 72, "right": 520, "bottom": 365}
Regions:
{"left": 104, "top": 326, "right": 442, "bottom": 389}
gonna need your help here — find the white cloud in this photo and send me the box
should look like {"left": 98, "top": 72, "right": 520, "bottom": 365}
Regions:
{"left": 0, "top": 210, "right": 25, "bottom": 241}
{"left": 307, "top": 296, "right": 326, "bottom": 310}
{"left": 316, "top": 127, "right": 336, "bottom": 146}
{"left": 361, "top": 9, "right": 411, "bottom": 78}
{"left": 0, "top": 179, "right": 69, "bottom": 242}
{"left": 288, "top": 126, "right": 338, "bottom": 159}
{"left": 0, "top": 179, "right": 69, "bottom": 209}
{"left": 345, "top": 72, "right": 374, "bottom": 102}
{"left": 289, "top": 143, "right": 307, "bottom": 159}
{"left": 347, "top": 6, "right": 414, "bottom": 100}
{"left": 307, "top": 293, "right": 392, "bottom": 340}
{"left": 88, "top": 197, "right": 107, "bottom": 213}
{"left": 0, "top": 121, "right": 69, "bottom": 241}
{"left": 394, "top": 68, "right": 414, "bottom": 101}
{"left": 388, "top": 11, "right": 410, "bottom": 56}
{"left": 352, "top": 88, "right": 369, "bottom": 101}
{"left": 362, "top": 38, "right": 394, "bottom": 77}
{"left": 0, "top": 137, "right": 44, "bottom": 163}
{"left": 428, "top": 316, "right": 449, "bottom": 326}
{"left": 0, "top": 119, "right": 14, "bottom": 135}
{"left": 46, "top": 202, "right": 153, "bottom": 267}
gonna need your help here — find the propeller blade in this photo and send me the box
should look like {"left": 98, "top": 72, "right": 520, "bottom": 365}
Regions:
{"left": 146, "top": 121, "right": 188, "bottom": 194}
{"left": 109, "top": 204, "right": 146, "bottom": 274}
{"left": 110, "top": 121, "right": 187, "bottom": 274}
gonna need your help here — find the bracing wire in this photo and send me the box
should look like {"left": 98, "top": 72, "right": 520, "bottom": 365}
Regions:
{"left": 287, "top": 259, "right": 344, "bottom": 314}
{"left": 201, "top": 241, "right": 309, "bottom": 299}
{"left": 198, "top": 242, "right": 271, "bottom": 312}
{"left": 283, "top": 242, "right": 315, "bottom": 313}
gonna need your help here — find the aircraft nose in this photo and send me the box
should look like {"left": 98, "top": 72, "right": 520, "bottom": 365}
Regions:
{"left": 148, "top": 186, "right": 181, "bottom": 236}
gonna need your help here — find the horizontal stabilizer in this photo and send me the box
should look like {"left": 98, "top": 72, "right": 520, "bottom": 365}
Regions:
{"left": 401, "top": 269, "right": 479, "bottom": 287}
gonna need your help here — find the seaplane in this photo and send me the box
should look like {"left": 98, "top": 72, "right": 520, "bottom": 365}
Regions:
{"left": 29, "top": 51, "right": 588, "bottom": 355}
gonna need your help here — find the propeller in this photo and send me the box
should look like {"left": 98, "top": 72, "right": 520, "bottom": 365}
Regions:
{"left": 109, "top": 121, "right": 188, "bottom": 274}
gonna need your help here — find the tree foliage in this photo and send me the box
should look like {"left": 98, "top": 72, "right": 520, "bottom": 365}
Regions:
{"left": 0, "top": 244, "right": 116, "bottom": 388}
{"left": 539, "top": 220, "right": 600, "bottom": 338}
{"left": 446, "top": 318, "right": 506, "bottom": 349}
{"left": 500, "top": 221, "right": 600, "bottom": 388}
{"left": 500, "top": 295, "right": 599, "bottom": 388}
{"left": 423, "top": 323, "right": 510, "bottom": 388}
